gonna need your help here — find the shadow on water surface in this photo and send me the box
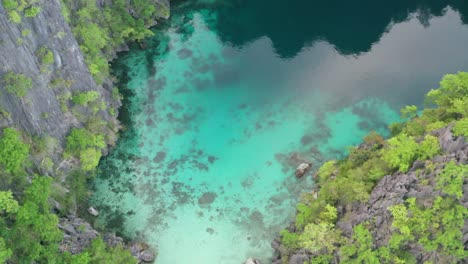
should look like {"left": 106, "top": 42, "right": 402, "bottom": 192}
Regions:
{"left": 174, "top": 0, "right": 468, "bottom": 57}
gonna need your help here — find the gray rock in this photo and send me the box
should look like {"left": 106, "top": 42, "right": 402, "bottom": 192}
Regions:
{"left": 295, "top": 163, "right": 311, "bottom": 177}
{"left": 88, "top": 206, "right": 99, "bottom": 216}
{"left": 289, "top": 253, "right": 310, "bottom": 264}
{"left": 139, "top": 249, "right": 156, "bottom": 263}
{"left": 245, "top": 258, "right": 261, "bottom": 264}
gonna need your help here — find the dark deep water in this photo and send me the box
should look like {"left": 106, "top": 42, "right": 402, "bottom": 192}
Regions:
{"left": 92, "top": 2, "right": 468, "bottom": 263}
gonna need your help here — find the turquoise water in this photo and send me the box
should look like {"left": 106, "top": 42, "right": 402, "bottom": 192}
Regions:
{"left": 92, "top": 3, "right": 468, "bottom": 264}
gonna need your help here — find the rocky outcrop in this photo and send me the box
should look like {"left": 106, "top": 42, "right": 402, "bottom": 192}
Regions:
{"left": 59, "top": 216, "right": 156, "bottom": 263}
{"left": 245, "top": 257, "right": 262, "bottom": 264}
{"left": 295, "top": 163, "right": 311, "bottom": 178}
{"left": 272, "top": 127, "right": 468, "bottom": 263}
{"left": 59, "top": 216, "right": 99, "bottom": 254}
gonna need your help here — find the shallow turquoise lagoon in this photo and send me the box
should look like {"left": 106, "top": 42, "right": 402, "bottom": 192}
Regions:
{"left": 92, "top": 4, "right": 468, "bottom": 264}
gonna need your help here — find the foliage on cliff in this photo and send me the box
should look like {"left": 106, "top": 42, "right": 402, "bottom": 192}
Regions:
{"left": 0, "top": 177, "right": 136, "bottom": 263}
{"left": 61, "top": 0, "right": 169, "bottom": 83}
{"left": 277, "top": 72, "right": 468, "bottom": 264}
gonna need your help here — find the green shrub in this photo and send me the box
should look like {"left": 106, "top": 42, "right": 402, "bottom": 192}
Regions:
{"left": 2, "top": 0, "right": 18, "bottom": 10}
{"left": 436, "top": 161, "right": 467, "bottom": 199}
{"left": 21, "top": 29, "right": 30, "bottom": 37}
{"left": 0, "top": 190, "right": 19, "bottom": 214}
{"left": 299, "top": 222, "right": 340, "bottom": 253}
{"left": 401, "top": 105, "right": 418, "bottom": 119}
{"left": 340, "top": 224, "right": 380, "bottom": 263}
{"left": 84, "top": 238, "right": 137, "bottom": 264}
{"left": 0, "top": 128, "right": 29, "bottom": 174}
{"left": 426, "top": 72, "right": 468, "bottom": 118}
{"left": 7, "top": 10, "right": 21, "bottom": 24}
{"left": 2, "top": 71, "right": 32, "bottom": 97}
{"left": 35, "top": 46, "right": 54, "bottom": 65}
{"left": 6, "top": 176, "right": 63, "bottom": 263}
{"left": 79, "top": 148, "right": 102, "bottom": 171}
{"left": 279, "top": 229, "right": 300, "bottom": 250}
{"left": 295, "top": 203, "right": 313, "bottom": 229}
{"left": 406, "top": 197, "right": 467, "bottom": 260}
{"left": 66, "top": 128, "right": 105, "bottom": 153}
{"left": 65, "top": 128, "right": 105, "bottom": 171}
{"left": 382, "top": 133, "right": 419, "bottom": 172}
{"left": 0, "top": 238, "right": 12, "bottom": 263}
{"left": 0, "top": 108, "right": 11, "bottom": 119}
{"left": 418, "top": 135, "right": 440, "bottom": 160}
{"left": 316, "top": 160, "right": 336, "bottom": 184}
{"left": 72, "top": 91, "right": 100, "bottom": 106}
{"left": 24, "top": 5, "right": 41, "bottom": 17}
{"left": 452, "top": 117, "right": 468, "bottom": 137}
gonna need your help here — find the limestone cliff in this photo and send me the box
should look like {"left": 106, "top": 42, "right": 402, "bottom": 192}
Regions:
{"left": 0, "top": 0, "right": 111, "bottom": 138}
{"left": 0, "top": 0, "right": 169, "bottom": 262}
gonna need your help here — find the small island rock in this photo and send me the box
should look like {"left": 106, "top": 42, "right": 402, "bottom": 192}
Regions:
{"left": 295, "top": 163, "right": 311, "bottom": 178}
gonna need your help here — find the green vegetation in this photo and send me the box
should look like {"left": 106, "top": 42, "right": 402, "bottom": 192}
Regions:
{"left": 2, "top": 0, "right": 42, "bottom": 23}
{"left": 72, "top": 91, "right": 100, "bottom": 106}
{"left": 452, "top": 117, "right": 468, "bottom": 137}
{"left": 0, "top": 177, "right": 137, "bottom": 263}
{"left": 2, "top": 70, "right": 33, "bottom": 97}
{"left": 0, "top": 108, "right": 11, "bottom": 119}
{"left": 436, "top": 161, "right": 468, "bottom": 199}
{"left": 61, "top": 0, "right": 168, "bottom": 83}
{"left": 279, "top": 72, "right": 468, "bottom": 263}
{"left": 387, "top": 197, "right": 467, "bottom": 262}
{"left": 0, "top": 128, "right": 29, "bottom": 175}
{"left": 21, "top": 28, "right": 30, "bottom": 36}
{"left": 24, "top": 5, "right": 40, "bottom": 17}
{"left": 35, "top": 46, "right": 54, "bottom": 65}
{"left": 65, "top": 128, "right": 105, "bottom": 171}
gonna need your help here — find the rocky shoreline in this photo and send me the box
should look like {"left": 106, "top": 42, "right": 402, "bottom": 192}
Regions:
{"left": 270, "top": 126, "right": 468, "bottom": 264}
{"left": 58, "top": 215, "right": 156, "bottom": 263}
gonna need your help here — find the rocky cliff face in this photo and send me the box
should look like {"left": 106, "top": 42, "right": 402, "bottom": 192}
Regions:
{"left": 0, "top": 0, "right": 168, "bottom": 261}
{"left": 0, "top": 0, "right": 116, "bottom": 141}
{"left": 271, "top": 127, "right": 468, "bottom": 264}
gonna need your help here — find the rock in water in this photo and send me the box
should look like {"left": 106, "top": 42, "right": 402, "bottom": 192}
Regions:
{"left": 295, "top": 163, "right": 311, "bottom": 178}
{"left": 88, "top": 206, "right": 99, "bottom": 216}
{"left": 139, "top": 249, "right": 156, "bottom": 263}
{"left": 245, "top": 258, "right": 262, "bottom": 264}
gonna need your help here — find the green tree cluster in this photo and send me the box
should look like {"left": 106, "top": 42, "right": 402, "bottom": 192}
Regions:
{"left": 35, "top": 46, "right": 54, "bottom": 65}
{"left": 0, "top": 128, "right": 29, "bottom": 176}
{"left": 0, "top": 177, "right": 138, "bottom": 263}
{"left": 1, "top": 0, "right": 41, "bottom": 24}
{"left": 72, "top": 91, "right": 100, "bottom": 106}
{"left": 61, "top": 0, "right": 168, "bottom": 83}
{"left": 65, "top": 128, "right": 105, "bottom": 171}
{"left": 2, "top": 70, "right": 33, "bottom": 97}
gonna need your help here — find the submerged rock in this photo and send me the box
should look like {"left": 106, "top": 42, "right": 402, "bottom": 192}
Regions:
{"left": 295, "top": 163, "right": 311, "bottom": 178}
{"left": 198, "top": 192, "right": 217, "bottom": 206}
